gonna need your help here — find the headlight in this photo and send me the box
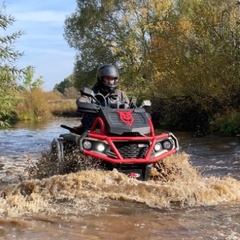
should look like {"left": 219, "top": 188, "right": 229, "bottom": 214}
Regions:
{"left": 154, "top": 142, "right": 162, "bottom": 152}
{"left": 96, "top": 143, "right": 105, "bottom": 152}
{"left": 83, "top": 140, "right": 92, "bottom": 150}
{"left": 162, "top": 140, "right": 173, "bottom": 150}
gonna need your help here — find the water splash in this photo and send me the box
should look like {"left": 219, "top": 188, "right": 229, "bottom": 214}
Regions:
{"left": 1, "top": 153, "right": 240, "bottom": 217}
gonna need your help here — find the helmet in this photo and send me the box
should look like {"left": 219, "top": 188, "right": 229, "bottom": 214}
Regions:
{"left": 96, "top": 64, "right": 119, "bottom": 93}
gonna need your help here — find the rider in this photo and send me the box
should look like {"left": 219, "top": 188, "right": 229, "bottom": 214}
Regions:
{"left": 72, "top": 64, "right": 129, "bottom": 134}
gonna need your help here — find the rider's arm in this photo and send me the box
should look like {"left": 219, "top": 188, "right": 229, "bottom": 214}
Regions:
{"left": 121, "top": 91, "right": 130, "bottom": 105}
{"left": 73, "top": 95, "right": 94, "bottom": 134}
{"left": 115, "top": 89, "right": 130, "bottom": 105}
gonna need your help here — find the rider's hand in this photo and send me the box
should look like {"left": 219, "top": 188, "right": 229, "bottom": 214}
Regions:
{"left": 71, "top": 126, "right": 82, "bottom": 133}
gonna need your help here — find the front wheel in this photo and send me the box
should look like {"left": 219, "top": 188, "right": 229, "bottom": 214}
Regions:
{"left": 52, "top": 134, "right": 106, "bottom": 174}
{"left": 50, "top": 137, "right": 65, "bottom": 174}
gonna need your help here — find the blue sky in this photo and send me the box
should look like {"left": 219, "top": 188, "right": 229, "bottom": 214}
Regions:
{"left": 5, "top": 0, "right": 77, "bottom": 91}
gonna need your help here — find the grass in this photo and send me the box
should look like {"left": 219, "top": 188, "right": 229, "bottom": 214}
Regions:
{"left": 14, "top": 89, "right": 79, "bottom": 121}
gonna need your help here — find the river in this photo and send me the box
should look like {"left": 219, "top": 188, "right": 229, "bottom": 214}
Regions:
{"left": 0, "top": 118, "right": 240, "bottom": 240}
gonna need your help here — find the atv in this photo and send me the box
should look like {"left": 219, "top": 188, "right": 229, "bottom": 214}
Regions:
{"left": 51, "top": 87, "right": 179, "bottom": 181}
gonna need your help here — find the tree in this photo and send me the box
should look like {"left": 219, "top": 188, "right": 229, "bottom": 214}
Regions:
{"left": 150, "top": 0, "right": 240, "bottom": 109}
{"left": 64, "top": 0, "right": 240, "bottom": 132}
{"left": 21, "top": 66, "right": 43, "bottom": 91}
{"left": 64, "top": 0, "right": 173, "bottom": 96}
{"left": 54, "top": 75, "right": 74, "bottom": 94}
{"left": 0, "top": 3, "right": 24, "bottom": 126}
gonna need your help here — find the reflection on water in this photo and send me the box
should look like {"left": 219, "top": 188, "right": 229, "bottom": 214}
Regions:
{"left": 3, "top": 118, "right": 81, "bottom": 155}
{"left": 177, "top": 132, "right": 240, "bottom": 180}
{"left": 0, "top": 118, "right": 240, "bottom": 239}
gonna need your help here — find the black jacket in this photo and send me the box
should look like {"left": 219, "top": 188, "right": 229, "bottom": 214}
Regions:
{"left": 76, "top": 87, "right": 129, "bottom": 133}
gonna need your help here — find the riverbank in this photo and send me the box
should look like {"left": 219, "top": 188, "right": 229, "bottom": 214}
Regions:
{"left": 9, "top": 94, "right": 240, "bottom": 137}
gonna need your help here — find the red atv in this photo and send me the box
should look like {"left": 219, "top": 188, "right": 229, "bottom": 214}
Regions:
{"left": 51, "top": 87, "right": 179, "bottom": 181}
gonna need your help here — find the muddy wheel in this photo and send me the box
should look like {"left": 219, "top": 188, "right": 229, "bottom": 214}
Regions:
{"left": 59, "top": 140, "right": 106, "bottom": 174}
{"left": 144, "top": 164, "right": 153, "bottom": 181}
{"left": 46, "top": 133, "right": 109, "bottom": 176}
{"left": 63, "top": 153, "right": 107, "bottom": 173}
{"left": 51, "top": 138, "right": 65, "bottom": 170}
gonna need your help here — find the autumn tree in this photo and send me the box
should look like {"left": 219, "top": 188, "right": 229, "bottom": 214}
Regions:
{"left": 64, "top": 0, "right": 240, "bottom": 133}
{"left": 64, "top": 0, "right": 174, "bottom": 96}
{"left": 150, "top": 0, "right": 240, "bottom": 109}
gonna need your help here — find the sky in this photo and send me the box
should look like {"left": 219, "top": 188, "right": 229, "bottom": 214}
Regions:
{"left": 5, "top": 0, "right": 77, "bottom": 91}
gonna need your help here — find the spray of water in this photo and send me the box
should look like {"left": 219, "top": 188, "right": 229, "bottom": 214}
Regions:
{"left": 1, "top": 151, "right": 240, "bottom": 217}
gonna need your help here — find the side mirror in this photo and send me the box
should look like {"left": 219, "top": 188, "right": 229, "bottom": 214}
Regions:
{"left": 129, "top": 96, "right": 137, "bottom": 108}
{"left": 140, "top": 100, "right": 151, "bottom": 108}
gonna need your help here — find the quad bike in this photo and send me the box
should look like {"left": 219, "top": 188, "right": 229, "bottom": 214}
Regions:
{"left": 51, "top": 87, "right": 179, "bottom": 181}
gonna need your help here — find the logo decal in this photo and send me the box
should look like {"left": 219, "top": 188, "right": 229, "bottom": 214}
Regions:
{"left": 127, "top": 172, "right": 141, "bottom": 178}
{"left": 117, "top": 111, "right": 134, "bottom": 126}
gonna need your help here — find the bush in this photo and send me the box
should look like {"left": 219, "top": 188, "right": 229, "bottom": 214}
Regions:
{"left": 15, "top": 89, "right": 51, "bottom": 120}
{"left": 210, "top": 110, "right": 240, "bottom": 136}
{"left": 48, "top": 98, "right": 78, "bottom": 117}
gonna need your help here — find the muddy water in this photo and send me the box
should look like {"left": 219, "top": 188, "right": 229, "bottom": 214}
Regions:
{"left": 0, "top": 118, "right": 240, "bottom": 240}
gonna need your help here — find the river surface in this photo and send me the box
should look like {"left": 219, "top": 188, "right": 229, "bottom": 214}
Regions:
{"left": 0, "top": 118, "right": 240, "bottom": 240}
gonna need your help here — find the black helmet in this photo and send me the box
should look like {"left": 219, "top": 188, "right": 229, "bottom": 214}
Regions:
{"left": 96, "top": 64, "right": 119, "bottom": 93}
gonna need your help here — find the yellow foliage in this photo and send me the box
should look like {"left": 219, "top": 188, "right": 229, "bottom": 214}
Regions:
{"left": 15, "top": 89, "right": 51, "bottom": 120}
{"left": 15, "top": 88, "right": 78, "bottom": 120}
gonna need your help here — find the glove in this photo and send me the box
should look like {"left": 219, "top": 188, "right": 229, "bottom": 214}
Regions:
{"left": 71, "top": 125, "right": 83, "bottom": 134}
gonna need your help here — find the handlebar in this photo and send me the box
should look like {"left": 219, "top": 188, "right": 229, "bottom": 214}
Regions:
{"left": 60, "top": 124, "right": 74, "bottom": 131}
